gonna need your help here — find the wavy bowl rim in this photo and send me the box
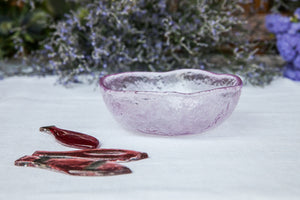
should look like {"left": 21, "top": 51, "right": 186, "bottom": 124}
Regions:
{"left": 99, "top": 69, "right": 243, "bottom": 95}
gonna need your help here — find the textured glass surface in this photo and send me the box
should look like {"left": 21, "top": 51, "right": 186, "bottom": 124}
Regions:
{"left": 100, "top": 69, "right": 242, "bottom": 136}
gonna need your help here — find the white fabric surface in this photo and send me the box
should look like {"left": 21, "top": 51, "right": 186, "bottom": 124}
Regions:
{"left": 0, "top": 76, "right": 300, "bottom": 200}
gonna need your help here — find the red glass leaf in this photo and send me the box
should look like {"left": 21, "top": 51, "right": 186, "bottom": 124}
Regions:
{"left": 15, "top": 155, "right": 131, "bottom": 176}
{"left": 33, "top": 148, "right": 149, "bottom": 162}
{"left": 40, "top": 126, "right": 100, "bottom": 149}
{"left": 15, "top": 155, "right": 41, "bottom": 168}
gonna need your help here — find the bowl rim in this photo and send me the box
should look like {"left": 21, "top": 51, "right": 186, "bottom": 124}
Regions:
{"left": 99, "top": 69, "right": 243, "bottom": 95}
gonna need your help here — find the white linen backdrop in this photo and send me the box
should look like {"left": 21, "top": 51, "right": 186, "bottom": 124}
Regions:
{"left": 0, "top": 76, "right": 299, "bottom": 200}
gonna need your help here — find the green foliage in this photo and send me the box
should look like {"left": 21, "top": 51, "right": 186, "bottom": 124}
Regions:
{"left": 0, "top": 1, "right": 47, "bottom": 58}
{"left": 0, "top": 0, "right": 78, "bottom": 59}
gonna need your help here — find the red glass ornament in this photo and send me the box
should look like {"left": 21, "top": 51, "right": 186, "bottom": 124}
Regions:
{"left": 15, "top": 155, "right": 131, "bottom": 176}
{"left": 40, "top": 126, "right": 100, "bottom": 149}
{"left": 33, "top": 149, "right": 148, "bottom": 162}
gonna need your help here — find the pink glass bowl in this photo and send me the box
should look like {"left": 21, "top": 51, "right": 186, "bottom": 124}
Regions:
{"left": 99, "top": 69, "right": 242, "bottom": 136}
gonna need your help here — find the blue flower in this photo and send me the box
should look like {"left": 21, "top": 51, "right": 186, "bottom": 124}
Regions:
{"left": 293, "top": 55, "right": 300, "bottom": 69}
{"left": 294, "top": 8, "right": 300, "bottom": 20}
{"left": 288, "top": 22, "right": 300, "bottom": 34}
{"left": 265, "top": 14, "right": 291, "bottom": 34}
{"left": 283, "top": 64, "right": 300, "bottom": 81}
{"left": 276, "top": 39, "right": 297, "bottom": 62}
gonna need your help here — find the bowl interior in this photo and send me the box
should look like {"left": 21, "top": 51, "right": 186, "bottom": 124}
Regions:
{"left": 102, "top": 69, "right": 241, "bottom": 93}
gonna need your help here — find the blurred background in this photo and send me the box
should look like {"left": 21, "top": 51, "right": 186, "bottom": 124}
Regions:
{"left": 0, "top": 0, "right": 300, "bottom": 85}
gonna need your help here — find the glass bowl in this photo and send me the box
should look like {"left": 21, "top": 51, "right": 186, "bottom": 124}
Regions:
{"left": 99, "top": 69, "right": 242, "bottom": 136}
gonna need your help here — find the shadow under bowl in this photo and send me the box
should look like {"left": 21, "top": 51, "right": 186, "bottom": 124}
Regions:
{"left": 99, "top": 69, "right": 242, "bottom": 136}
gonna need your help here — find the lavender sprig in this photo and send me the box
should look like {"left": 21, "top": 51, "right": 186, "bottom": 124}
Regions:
{"left": 28, "top": 0, "right": 281, "bottom": 85}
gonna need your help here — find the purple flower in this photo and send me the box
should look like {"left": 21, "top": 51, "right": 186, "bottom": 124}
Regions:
{"left": 265, "top": 14, "right": 291, "bottom": 34}
{"left": 296, "top": 41, "right": 300, "bottom": 53}
{"left": 44, "top": 44, "right": 53, "bottom": 51}
{"left": 276, "top": 39, "right": 297, "bottom": 62}
{"left": 283, "top": 64, "right": 300, "bottom": 81}
{"left": 294, "top": 8, "right": 300, "bottom": 20}
{"left": 293, "top": 55, "right": 300, "bottom": 69}
{"left": 158, "top": 0, "right": 166, "bottom": 10}
{"left": 277, "top": 33, "right": 300, "bottom": 48}
{"left": 49, "top": 60, "right": 56, "bottom": 67}
{"left": 288, "top": 23, "right": 300, "bottom": 34}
